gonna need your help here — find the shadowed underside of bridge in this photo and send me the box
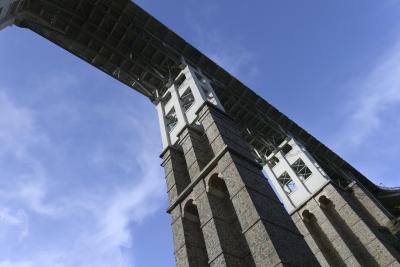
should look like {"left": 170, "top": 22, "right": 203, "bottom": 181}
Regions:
{"left": 3, "top": 0, "right": 399, "bottom": 217}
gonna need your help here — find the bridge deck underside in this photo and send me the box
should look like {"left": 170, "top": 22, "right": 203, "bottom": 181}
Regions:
{"left": 9, "top": 0, "right": 398, "bottom": 216}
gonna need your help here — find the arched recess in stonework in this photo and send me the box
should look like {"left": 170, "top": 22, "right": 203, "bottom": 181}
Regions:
{"left": 302, "top": 210, "right": 345, "bottom": 267}
{"left": 348, "top": 188, "right": 380, "bottom": 226}
{"left": 171, "top": 150, "right": 192, "bottom": 195}
{"left": 348, "top": 188, "right": 400, "bottom": 254}
{"left": 207, "top": 174, "right": 256, "bottom": 266}
{"left": 318, "top": 195, "right": 380, "bottom": 267}
{"left": 182, "top": 200, "right": 209, "bottom": 266}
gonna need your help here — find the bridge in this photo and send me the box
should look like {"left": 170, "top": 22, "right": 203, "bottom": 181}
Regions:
{"left": 1, "top": 0, "right": 398, "bottom": 216}
{"left": 1, "top": 1, "right": 399, "bottom": 266}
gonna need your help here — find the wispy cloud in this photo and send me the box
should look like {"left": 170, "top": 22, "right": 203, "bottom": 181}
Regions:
{"left": 0, "top": 90, "right": 45, "bottom": 159}
{"left": 68, "top": 115, "right": 164, "bottom": 267}
{"left": 184, "top": 5, "right": 258, "bottom": 81}
{"left": 0, "top": 71, "right": 165, "bottom": 267}
{"left": 193, "top": 25, "right": 258, "bottom": 78}
{"left": 0, "top": 260, "right": 34, "bottom": 267}
{"left": 0, "top": 208, "right": 29, "bottom": 241}
{"left": 16, "top": 180, "right": 56, "bottom": 216}
{"left": 0, "top": 89, "right": 56, "bottom": 216}
{"left": 333, "top": 39, "right": 400, "bottom": 148}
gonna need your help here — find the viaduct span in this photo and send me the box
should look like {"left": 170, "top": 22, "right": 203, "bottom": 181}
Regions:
{"left": 1, "top": 0, "right": 399, "bottom": 266}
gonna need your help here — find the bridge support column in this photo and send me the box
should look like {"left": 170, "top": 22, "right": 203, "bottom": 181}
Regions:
{"left": 196, "top": 103, "right": 319, "bottom": 266}
{"left": 162, "top": 102, "right": 319, "bottom": 266}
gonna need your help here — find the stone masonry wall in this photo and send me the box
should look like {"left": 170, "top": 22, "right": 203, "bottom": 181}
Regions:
{"left": 291, "top": 182, "right": 400, "bottom": 267}
{"left": 162, "top": 102, "right": 400, "bottom": 267}
{"left": 161, "top": 102, "right": 319, "bottom": 267}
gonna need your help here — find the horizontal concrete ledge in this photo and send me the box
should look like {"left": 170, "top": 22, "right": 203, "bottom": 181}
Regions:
{"left": 195, "top": 100, "right": 236, "bottom": 123}
{"left": 159, "top": 144, "right": 183, "bottom": 160}
{"left": 166, "top": 143, "right": 263, "bottom": 213}
{"left": 167, "top": 145, "right": 229, "bottom": 213}
{"left": 289, "top": 182, "right": 330, "bottom": 216}
{"left": 175, "top": 123, "right": 204, "bottom": 140}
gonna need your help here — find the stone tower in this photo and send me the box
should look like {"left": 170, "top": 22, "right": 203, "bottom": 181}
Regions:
{"left": 156, "top": 65, "right": 400, "bottom": 266}
{"left": 263, "top": 139, "right": 400, "bottom": 266}
{"left": 156, "top": 64, "right": 319, "bottom": 266}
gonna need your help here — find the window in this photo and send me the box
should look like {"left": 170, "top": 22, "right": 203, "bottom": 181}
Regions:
{"left": 201, "top": 85, "right": 217, "bottom": 105}
{"left": 165, "top": 108, "right": 177, "bottom": 132}
{"left": 162, "top": 91, "right": 171, "bottom": 104}
{"left": 268, "top": 156, "right": 279, "bottom": 168}
{"left": 291, "top": 158, "right": 312, "bottom": 180}
{"left": 277, "top": 172, "right": 297, "bottom": 194}
{"left": 281, "top": 144, "right": 293, "bottom": 155}
{"left": 175, "top": 74, "right": 186, "bottom": 88}
{"left": 180, "top": 87, "right": 195, "bottom": 111}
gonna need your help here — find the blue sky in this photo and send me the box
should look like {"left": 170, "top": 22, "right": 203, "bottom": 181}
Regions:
{"left": 0, "top": 1, "right": 400, "bottom": 266}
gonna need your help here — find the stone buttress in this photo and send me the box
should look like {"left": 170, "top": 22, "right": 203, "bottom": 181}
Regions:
{"left": 156, "top": 64, "right": 319, "bottom": 267}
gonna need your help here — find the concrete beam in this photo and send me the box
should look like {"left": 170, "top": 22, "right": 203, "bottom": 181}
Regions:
{"left": 0, "top": 0, "right": 19, "bottom": 30}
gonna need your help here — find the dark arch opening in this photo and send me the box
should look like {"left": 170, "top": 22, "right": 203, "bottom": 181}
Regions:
{"left": 319, "top": 196, "right": 379, "bottom": 267}
{"left": 182, "top": 200, "right": 209, "bottom": 266}
{"left": 348, "top": 188, "right": 400, "bottom": 254}
{"left": 184, "top": 199, "right": 199, "bottom": 218}
{"left": 302, "top": 209, "right": 345, "bottom": 266}
{"left": 207, "top": 174, "right": 256, "bottom": 266}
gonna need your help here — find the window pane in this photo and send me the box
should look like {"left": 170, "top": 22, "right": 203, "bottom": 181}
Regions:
{"left": 201, "top": 85, "right": 217, "bottom": 105}
{"left": 180, "top": 87, "right": 195, "bottom": 111}
{"left": 291, "top": 158, "right": 312, "bottom": 180}
{"left": 281, "top": 144, "right": 292, "bottom": 155}
{"left": 268, "top": 156, "right": 279, "bottom": 168}
{"left": 175, "top": 74, "right": 186, "bottom": 88}
{"left": 277, "top": 171, "right": 297, "bottom": 193}
{"left": 165, "top": 108, "right": 177, "bottom": 132}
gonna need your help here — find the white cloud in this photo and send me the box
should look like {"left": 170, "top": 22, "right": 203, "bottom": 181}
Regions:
{"left": 0, "top": 208, "right": 25, "bottom": 226}
{"left": 0, "top": 90, "right": 57, "bottom": 217}
{"left": 194, "top": 25, "right": 258, "bottom": 77}
{"left": 185, "top": 7, "right": 258, "bottom": 81}
{"left": 0, "top": 260, "right": 34, "bottom": 267}
{"left": 16, "top": 180, "right": 56, "bottom": 216}
{"left": 334, "top": 39, "right": 400, "bottom": 148}
{"left": 0, "top": 91, "right": 44, "bottom": 159}
{"left": 30, "top": 114, "right": 166, "bottom": 267}
{"left": 0, "top": 208, "right": 29, "bottom": 240}
{"left": 0, "top": 74, "right": 165, "bottom": 267}
{"left": 80, "top": 115, "right": 164, "bottom": 265}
